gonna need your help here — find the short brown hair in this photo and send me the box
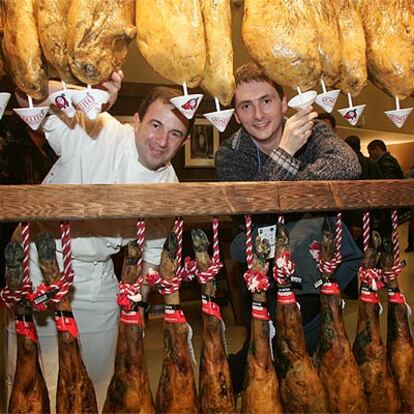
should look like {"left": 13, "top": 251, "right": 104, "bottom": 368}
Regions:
{"left": 235, "top": 62, "right": 284, "bottom": 99}
{"left": 138, "top": 86, "right": 195, "bottom": 135}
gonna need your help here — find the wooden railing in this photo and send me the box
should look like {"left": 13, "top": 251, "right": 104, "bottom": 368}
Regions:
{"left": 0, "top": 180, "right": 413, "bottom": 222}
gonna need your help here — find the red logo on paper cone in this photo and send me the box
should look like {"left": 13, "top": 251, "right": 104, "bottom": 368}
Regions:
{"left": 77, "top": 93, "right": 96, "bottom": 112}
{"left": 181, "top": 98, "right": 199, "bottom": 111}
{"left": 23, "top": 111, "right": 47, "bottom": 124}
{"left": 322, "top": 96, "right": 335, "bottom": 106}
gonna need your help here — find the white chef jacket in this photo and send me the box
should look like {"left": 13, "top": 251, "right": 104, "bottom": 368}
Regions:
{"left": 6, "top": 110, "right": 178, "bottom": 412}
{"left": 41, "top": 111, "right": 178, "bottom": 264}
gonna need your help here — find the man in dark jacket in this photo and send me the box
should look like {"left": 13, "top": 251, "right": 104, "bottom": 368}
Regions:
{"left": 215, "top": 62, "right": 361, "bottom": 394}
{"left": 345, "top": 135, "right": 383, "bottom": 180}
{"left": 367, "top": 139, "right": 404, "bottom": 179}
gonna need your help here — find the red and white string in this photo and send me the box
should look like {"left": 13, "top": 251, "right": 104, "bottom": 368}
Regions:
{"left": 245, "top": 215, "right": 253, "bottom": 270}
{"left": 362, "top": 211, "right": 370, "bottom": 254}
{"left": 383, "top": 210, "right": 402, "bottom": 283}
{"left": 117, "top": 219, "right": 146, "bottom": 310}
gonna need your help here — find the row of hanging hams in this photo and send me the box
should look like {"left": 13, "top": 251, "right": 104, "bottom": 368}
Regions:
{"left": 4, "top": 211, "right": 414, "bottom": 413}
{"left": 1, "top": 1, "right": 414, "bottom": 127}
{"left": 0, "top": 0, "right": 235, "bottom": 107}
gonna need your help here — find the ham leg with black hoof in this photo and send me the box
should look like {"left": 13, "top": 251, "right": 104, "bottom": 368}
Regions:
{"left": 103, "top": 240, "right": 155, "bottom": 413}
{"left": 314, "top": 218, "right": 367, "bottom": 413}
{"left": 273, "top": 224, "right": 327, "bottom": 413}
{"left": 155, "top": 232, "right": 199, "bottom": 413}
{"left": 35, "top": 232, "right": 98, "bottom": 414}
{"left": 191, "top": 228, "right": 235, "bottom": 413}
{"left": 353, "top": 231, "right": 400, "bottom": 413}
{"left": 241, "top": 235, "right": 283, "bottom": 414}
{"left": 381, "top": 236, "right": 414, "bottom": 413}
{"left": 6, "top": 241, "right": 50, "bottom": 414}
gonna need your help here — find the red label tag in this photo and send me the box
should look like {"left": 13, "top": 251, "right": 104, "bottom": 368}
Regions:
{"left": 201, "top": 298, "right": 222, "bottom": 320}
{"left": 15, "top": 320, "right": 38, "bottom": 342}
{"left": 277, "top": 290, "right": 296, "bottom": 304}
{"left": 55, "top": 314, "right": 79, "bottom": 338}
{"left": 388, "top": 291, "right": 406, "bottom": 304}
{"left": 251, "top": 301, "right": 270, "bottom": 320}
{"left": 120, "top": 310, "right": 144, "bottom": 327}
{"left": 320, "top": 282, "right": 340, "bottom": 295}
{"left": 360, "top": 290, "right": 380, "bottom": 304}
{"left": 164, "top": 308, "right": 187, "bottom": 324}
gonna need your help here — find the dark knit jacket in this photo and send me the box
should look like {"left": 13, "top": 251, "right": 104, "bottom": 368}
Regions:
{"left": 215, "top": 120, "right": 361, "bottom": 182}
{"left": 215, "top": 121, "right": 361, "bottom": 232}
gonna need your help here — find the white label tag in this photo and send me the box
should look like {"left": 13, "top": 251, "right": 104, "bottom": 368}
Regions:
{"left": 258, "top": 225, "right": 277, "bottom": 259}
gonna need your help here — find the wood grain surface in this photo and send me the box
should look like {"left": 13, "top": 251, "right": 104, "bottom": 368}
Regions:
{"left": 0, "top": 180, "right": 412, "bottom": 221}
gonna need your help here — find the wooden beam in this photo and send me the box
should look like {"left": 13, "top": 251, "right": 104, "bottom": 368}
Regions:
{"left": 0, "top": 180, "right": 413, "bottom": 222}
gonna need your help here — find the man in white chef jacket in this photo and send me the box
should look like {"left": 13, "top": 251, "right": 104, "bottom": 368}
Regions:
{"left": 6, "top": 71, "right": 194, "bottom": 411}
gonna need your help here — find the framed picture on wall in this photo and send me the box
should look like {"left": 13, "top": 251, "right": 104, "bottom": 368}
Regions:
{"left": 185, "top": 118, "right": 219, "bottom": 168}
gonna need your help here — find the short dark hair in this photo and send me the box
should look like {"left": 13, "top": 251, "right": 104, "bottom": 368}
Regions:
{"left": 138, "top": 86, "right": 195, "bottom": 135}
{"left": 317, "top": 112, "right": 336, "bottom": 129}
{"left": 367, "top": 139, "right": 387, "bottom": 152}
{"left": 234, "top": 62, "right": 284, "bottom": 99}
{"left": 345, "top": 135, "right": 361, "bottom": 152}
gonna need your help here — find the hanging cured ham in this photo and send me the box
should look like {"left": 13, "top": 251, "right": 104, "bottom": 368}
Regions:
{"left": 6, "top": 242, "right": 50, "bottom": 414}
{"left": 313, "top": 218, "right": 367, "bottom": 413}
{"left": 103, "top": 241, "right": 155, "bottom": 414}
{"left": 191, "top": 229, "right": 235, "bottom": 413}
{"left": 357, "top": 0, "right": 414, "bottom": 99}
{"left": 241, "top": 235, "right": 283, "bottom": 413}
{"left": 136, "top": 1, "right": 206, "bottom": 87}
{"left": 2, "top": 0, "right": 48, "bottom": 99}
{"left": 331, "top": 0, "right": 367, "bottom": 96}
{"left": 242, "top": 0, "right": 321, "bottom": 90}
{"left": 273, "top": 224, "right": 327, "bottom": 413}
{"left": 67, "top": 0, "right": 136, "bottom": 85}
{"left": 381, "top": 236, "right": 414, "bottom": 413}
{"left": 37, "top": 0, "right": 76, "bottom": 83}
{"left": 35, "top": 232, "right": 98, "bottom": 413}
{"left": 353, "top": 231, "right": 400, "bottom": 413}
{"left": 199, "top": 0, "right": 235, "bottom": 106}
{"left": 154, "top": 233, "right": 199, "bottom": 413}
{"left": 306, "top": 0, "right": 341, "bottom": 87}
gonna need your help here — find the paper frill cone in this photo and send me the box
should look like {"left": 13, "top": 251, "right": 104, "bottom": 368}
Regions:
{"left": 288, "top": 90, "right": 317, "bottom": 111}
{"left": 337, "top": 104, "right": 366, "bottom": 126}
{"left": 13, "top": 106, "right": 49, "bottom": 130}
{"left": 170, "top": 94, "right": 203, "bottom": 119}
{"left": 0, "top": 93, "right": 11, "bottom": 119}
{"left": 384, "top": 107, "right": 413, "bottom": 129}
{"left": 203, "top": 109, "right": 234, "bottom": 132}
{"left": 71, "top": 89, "right": 109, "bottom": 120}
{"left": 48, "top": 89, "right": 76, "bottom": 118}
{"left": 315, "top": 89, "right": 340, "bottom": 113}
